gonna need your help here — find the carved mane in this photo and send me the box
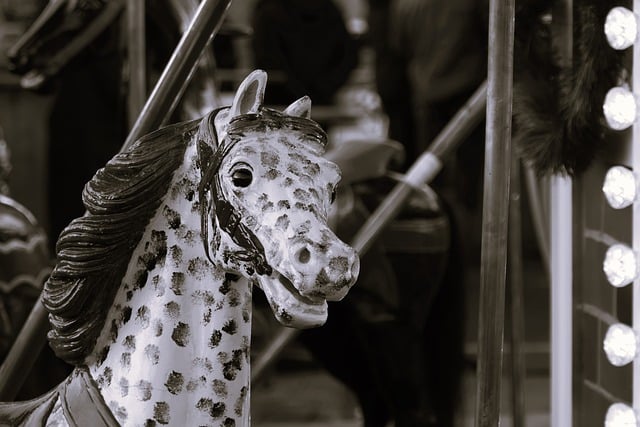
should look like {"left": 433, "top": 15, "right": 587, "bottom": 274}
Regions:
{"left": 43, "top": 119, "right": 199, "bottom": 365}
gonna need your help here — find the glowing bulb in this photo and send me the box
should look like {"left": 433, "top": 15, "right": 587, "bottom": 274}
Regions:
{"left": 605, "top": 7, "right": 639, "bottom": 50}
{"left": 603, "top": 244, "right": 638, "bottom": 287}
{"left": 603, "top": 166, "right": 637, "bottom": 209}
{"left": 603, "top": 87, "right": 639, "bottom": 130}
{"left": 604, "top": 323, "right": 638, "bottom": 366}
{"left": 605, "top": 403, "right": 638, "bottom": 427}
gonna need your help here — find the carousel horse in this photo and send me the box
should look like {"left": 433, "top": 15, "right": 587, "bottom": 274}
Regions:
{"left": 0, "top": 70, "right": 359, "bottom": 426}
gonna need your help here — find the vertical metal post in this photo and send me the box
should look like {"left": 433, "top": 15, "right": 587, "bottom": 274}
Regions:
{"left": 126, "top": 0, "right": 146, "bottom": 128}
{"left": 474, "top": 0, "right": 515, "bottom": 424}
{"left": 550, "top": 0, "right": 573, "bottom": 426}
{"left": 122, "top": 0, "right": 233, "bottom": 151}
{"left": 508, "top": 156, "right": 526, "bottom": 427}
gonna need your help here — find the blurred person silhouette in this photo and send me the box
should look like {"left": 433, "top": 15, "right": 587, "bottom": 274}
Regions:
{"left": 250, "top": 0, "right": 358, "bottom": 106}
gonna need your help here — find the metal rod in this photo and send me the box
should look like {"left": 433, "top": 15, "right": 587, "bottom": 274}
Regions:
{"left": 122, "top": 0, "right": 233, "bottom": 151}
{"left": 474, "top": 0, "right": 515, "bottom": 423}
{"left": 508, "top": 157, "right": 526, "bottom": 427}
{"left": 0, "top": 299, "right": 50, "bottom": 400}
{"left": 126, "top": 0, "right": 146, "bottom": 128}
{"left": 550, "top": 0, "right": 573, "bottom": 425}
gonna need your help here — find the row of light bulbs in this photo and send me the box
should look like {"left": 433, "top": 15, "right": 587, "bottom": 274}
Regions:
{"left": 602, "top": 7, "right": 639, "bottom": 427}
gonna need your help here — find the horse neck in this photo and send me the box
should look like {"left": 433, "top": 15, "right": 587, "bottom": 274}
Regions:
{"left": 85, "top": 142, "right": 253, "bottom": 426}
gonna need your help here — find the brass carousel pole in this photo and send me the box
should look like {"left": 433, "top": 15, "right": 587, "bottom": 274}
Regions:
{"left": 474, "top": 0, "right": 515, "bottom": 424}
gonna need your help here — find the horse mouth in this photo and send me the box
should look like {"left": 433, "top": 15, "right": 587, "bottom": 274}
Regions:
{"left": 277, "top": 273, "right": 325, "bottom": 307}
{"left": 254, "top": 270, "right": 328, "bottom": 328}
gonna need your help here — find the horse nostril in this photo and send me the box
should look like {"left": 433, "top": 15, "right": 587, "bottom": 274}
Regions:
{"left": 296, "top": 247, "right": 311, "bottom": 264}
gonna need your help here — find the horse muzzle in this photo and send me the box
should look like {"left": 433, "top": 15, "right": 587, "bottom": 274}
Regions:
{"left": 286, "top": 237, "right": 360, "bottom": 302}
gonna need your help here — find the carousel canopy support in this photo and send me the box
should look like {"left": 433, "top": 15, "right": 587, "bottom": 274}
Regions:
{"left": 474, "top": 0, "right": 515, "bottom": 424}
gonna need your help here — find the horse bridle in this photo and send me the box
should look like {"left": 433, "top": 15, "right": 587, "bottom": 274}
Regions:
{"left": 197, "top": 106, "right": 327, "bottom": 276}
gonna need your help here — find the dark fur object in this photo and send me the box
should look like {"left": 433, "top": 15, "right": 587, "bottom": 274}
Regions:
{"left": 513, "top": 0, "right": 628, "bottom": 176}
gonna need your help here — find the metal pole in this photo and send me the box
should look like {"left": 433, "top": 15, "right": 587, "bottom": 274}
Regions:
{"left": 126, "top": 0, "right": 146, "bottom": 128}
{"left": 550, "top": 0, "right": 573, "bottom": 425}
{"left": 474, "top": 0, "right": 515, "bottom": 424}
{"left": 508, "top": 157, "right": 526, "bottom": 427}
{"left": 122, "top": 0, "right": 233, "bottom": 151}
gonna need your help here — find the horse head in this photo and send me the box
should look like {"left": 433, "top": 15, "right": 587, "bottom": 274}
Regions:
{"left": 198, "top": 70, "right": 360, "bottom": 328}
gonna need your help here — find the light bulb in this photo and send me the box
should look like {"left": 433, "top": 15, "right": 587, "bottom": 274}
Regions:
{"left": 603, "top": 87, "right": 639, "bottom": 130}
{"left": 603, "top": 166, "right": 637, "bottom": 209}
{"left": 603, "top": 244, "right": 638, "bottom": 287}
{"left": 604, "top": 323, "right": 638, "bottom": 366}
{"left": 605, "top": 7, "right": 639, "bottom": 50}
{"left": 605, "top": 402, "right": 638, "bottom": 427}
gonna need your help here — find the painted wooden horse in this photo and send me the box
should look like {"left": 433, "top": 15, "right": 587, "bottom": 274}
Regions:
{"left": 0, "top": 70, "right": 359, "bottom": 426}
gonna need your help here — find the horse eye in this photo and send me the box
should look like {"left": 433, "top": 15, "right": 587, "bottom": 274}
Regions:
{"left": 330, "top": 188, "right": 337, "bottom": 204}
{"left": 231, "top": 168, "right": 253, "bottom": 187}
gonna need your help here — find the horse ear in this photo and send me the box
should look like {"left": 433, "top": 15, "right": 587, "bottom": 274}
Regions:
{"left": 283, "top": 96, "right": 312, "bottom": 119}
{"left": 228, "top": 69, "right": 268, "bottom": 119}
